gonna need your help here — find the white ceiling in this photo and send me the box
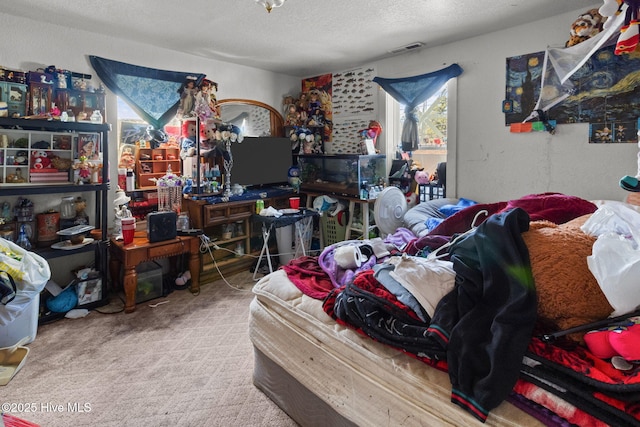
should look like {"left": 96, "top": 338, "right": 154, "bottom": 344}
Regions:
{"left": 3, "top": 0, "right": 593, "bottom": 77}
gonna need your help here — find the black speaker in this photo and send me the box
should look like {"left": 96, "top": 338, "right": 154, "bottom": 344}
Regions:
{"left": 147, "top": 211, "right": 177, "bottom": 243}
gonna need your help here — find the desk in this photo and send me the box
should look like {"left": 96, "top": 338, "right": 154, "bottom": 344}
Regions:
{"left": 251, "top": 208, "right": 318, "bottom": 280}
{"left": 109, "top": 231, "right": 200, "bottom": 313}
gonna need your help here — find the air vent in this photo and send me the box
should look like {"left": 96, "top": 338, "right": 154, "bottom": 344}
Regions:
{"left": 388, "top": 42, "right": 425, "bottom": 55}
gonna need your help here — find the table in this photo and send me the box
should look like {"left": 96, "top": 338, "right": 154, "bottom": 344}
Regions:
{"left": 109, "top": 231, "right": 200, "bottom": 313}
{"left": 251, "top": 208, "right": 318, "bottom": 280}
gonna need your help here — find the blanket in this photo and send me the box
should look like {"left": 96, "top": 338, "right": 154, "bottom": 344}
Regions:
{"left": 406, "top": 192, "right": 597, "bottom": 255}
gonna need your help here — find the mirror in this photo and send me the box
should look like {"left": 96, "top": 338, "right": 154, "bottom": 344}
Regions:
{"left": 217, "top": 99, "right": 284, "bottom": 137}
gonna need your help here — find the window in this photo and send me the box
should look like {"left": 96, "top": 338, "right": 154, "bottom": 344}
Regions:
{"left": 387, "top": 80, "right": 452, "bottom": 181}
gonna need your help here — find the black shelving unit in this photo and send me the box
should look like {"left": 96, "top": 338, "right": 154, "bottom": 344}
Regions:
{"left": 0, "top": 117, "right": 111, "bottom": 322}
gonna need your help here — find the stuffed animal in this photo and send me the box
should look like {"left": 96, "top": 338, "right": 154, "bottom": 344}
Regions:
{"left": 522, "top": 214, "right": 613, "bottom": 342}
{"left": 414, "top": 169, "right": 430, "bottom": 185}
{"left": 180, "top": 120, "right": 198, "bottom": 159}
{"left": 565, "top": 8, "right": 606, "bottom": 47}
{"left": 31, "top": 150, "right": 51, "bottom": 169}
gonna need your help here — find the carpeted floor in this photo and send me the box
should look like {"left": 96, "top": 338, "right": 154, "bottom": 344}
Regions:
{"left": 2, "top": 271, "right": 297, "bottom": 427}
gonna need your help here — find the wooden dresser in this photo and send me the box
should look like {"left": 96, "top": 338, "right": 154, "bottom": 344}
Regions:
{"left": 182, "top": 193, "right": 291, "bottom": 283}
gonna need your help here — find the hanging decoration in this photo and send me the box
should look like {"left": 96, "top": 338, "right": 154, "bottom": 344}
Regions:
{"left": 89, "top": 56, "right": 206, "bottom": 130}
{"left": 255, "top": 0, "right": 286, "bottom": 13}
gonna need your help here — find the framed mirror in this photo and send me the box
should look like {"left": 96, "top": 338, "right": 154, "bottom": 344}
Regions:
{"left": 217, "top": 99, "right": 284, "bottom": 137}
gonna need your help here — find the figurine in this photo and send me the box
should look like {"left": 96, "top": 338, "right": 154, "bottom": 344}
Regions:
{"left": 284, "top": 104, "right": 300, "bottom": 126}
{"left": 118, "top": 145, "right": 136, "bottom": 169}
{"left": 1, "top": 202, "right": 11, "bottom": 222}
{"left": 306, "top": 90, "right": 322, "bottom": 122}
{"left": 73, "top": 156, "right": 91, "bottom": 184}
{"left": 177, "top": 78, "right": 198, "bottom": 118}
{"left": 74, "top": 197, "right": 89, "bottom": 225}
{"left": 112, "top": 188, "right": 132, "bottom": 238}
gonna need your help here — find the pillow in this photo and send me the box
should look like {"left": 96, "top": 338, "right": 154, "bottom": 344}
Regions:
{"left": 403, "top": 198, "right": 458, "bottom": 237}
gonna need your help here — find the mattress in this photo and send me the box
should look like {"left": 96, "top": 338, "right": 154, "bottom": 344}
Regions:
{"left": 249, "top": 269, "right": 544, "bottom": 426}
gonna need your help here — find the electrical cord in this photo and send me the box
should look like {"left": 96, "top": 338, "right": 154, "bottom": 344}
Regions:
{"left": 198, "top": 233, "right": 321, "bottom": 291}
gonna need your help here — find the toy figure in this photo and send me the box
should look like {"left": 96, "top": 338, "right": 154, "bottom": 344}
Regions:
{"left": 112, "top": 188, "right": 132, "bottom": 238}
{"left": 178, "top": 78, "right": 198, "bottom": 118}
{"left": 306, "top": 89, "right": 323, "bottom": 125}
{"left": 284, "top": 104, "right": 300, "bottom": 126}
{"left": 73, "top": 156, "right": 91, "bottom": 184}
{"left": 194, "top": 80, "right": 215, "bottom": 122}
{"left": 200, "top": 79, "right": 220, "bottom": 119}
{"left": 296, "top": 92, "right": 308, "bottom": 123}
{"left": 1, "top": 202, "right": 11, "bottom": 222}
{"left": 307, "top": 108, "right": 324, "bottom": 126}
{"left": 118, "top": 144, "right": 136, "bottom": 169}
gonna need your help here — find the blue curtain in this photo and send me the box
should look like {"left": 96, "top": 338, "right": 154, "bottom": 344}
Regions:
{"left": 89, "top": 56, "right": 206, "bottom": 129}
{"left": 373, "top": 63, "right": 463, "bottom": 151}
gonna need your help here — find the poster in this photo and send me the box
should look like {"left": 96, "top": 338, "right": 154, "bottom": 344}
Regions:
{"left": 505, "top": 45, "right": 640, "bottom": 143}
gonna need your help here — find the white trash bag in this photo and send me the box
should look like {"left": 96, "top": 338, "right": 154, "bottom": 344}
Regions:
{"left": 0, "top": 238, "right": 51, "bottom": 326}
{"left": 581, "top": 201, "right": 640, "bottom": 248}
{"left": 587, "top": 232, "right": 640, "bottom": 317}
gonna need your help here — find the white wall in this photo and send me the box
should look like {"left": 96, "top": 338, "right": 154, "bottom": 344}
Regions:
{"left": 372, "top": 6, "right": 635, "bottom": 203}
{"left": 1, "top": 5, "right": 634, "bottom": 209}
{"left": 0, "top": 12, "right": 300, "bottom": 214}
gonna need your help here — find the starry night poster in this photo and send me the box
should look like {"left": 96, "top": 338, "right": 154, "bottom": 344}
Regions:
{"left": 505, "top": 45, "right": 640, "bottom": 143}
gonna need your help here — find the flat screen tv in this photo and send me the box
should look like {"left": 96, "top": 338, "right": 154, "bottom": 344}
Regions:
{"left": 229, "top": 137, "right": 293, "bottom": 188}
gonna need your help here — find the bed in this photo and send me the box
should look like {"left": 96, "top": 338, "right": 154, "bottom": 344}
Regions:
{"left": 248, "top": 193, "right": 640, "bottom": 426}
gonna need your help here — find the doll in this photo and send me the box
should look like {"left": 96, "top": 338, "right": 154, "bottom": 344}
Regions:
{"left": 284, "top": 104, "right": 300, "bottom": 126}
{"left": 178, "top": 78, "right": 198, "bottom": 118}
{"left": 118, "top": 144, "right": 136, "bottom": 170}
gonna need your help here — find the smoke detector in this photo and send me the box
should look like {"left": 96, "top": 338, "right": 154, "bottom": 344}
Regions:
{"left": 388, "top": 42, "right": 425, "bottom": 55}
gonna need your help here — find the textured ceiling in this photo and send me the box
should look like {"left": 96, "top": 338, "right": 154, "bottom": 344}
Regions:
{"left": 2, "top": 0, "right": 593, "bottom": 77}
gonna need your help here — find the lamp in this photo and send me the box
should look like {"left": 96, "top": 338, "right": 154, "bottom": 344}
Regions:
{"left": 255, "top": 0, "right": 286, "bottom": 13}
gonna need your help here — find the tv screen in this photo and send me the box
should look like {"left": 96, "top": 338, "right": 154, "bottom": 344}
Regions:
{"left": 229, "top": 137, "right": 293, "bottom": 187}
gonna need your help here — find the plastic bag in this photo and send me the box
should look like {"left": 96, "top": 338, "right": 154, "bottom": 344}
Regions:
{"left": 0, "top": 238, "right": 51, "bottom": 326}
{"left": 581, "top": 201, "right": 640, "bottom": 248}
{"left": 587, "top": 232, "right": 640, "bottom": 317}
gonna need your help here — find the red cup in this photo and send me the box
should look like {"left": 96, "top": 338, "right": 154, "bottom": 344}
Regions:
{"left": 289, "top": 197, "right": 300, "bottom": 209}
{"left": 122, "top": 217, "right": 136, "bottom": 245}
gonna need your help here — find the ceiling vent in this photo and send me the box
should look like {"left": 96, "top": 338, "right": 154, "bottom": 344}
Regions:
{"left": 388, "top": 42, "right": 425, "bottom": 55}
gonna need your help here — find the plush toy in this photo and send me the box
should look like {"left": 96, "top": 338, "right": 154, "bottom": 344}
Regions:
{"left": 584, "top": 316, "right": 640, "bottom": 361}
{"left": 180, "top": 120, "right": 197, "bottom": 160}
{"left": 31, "top": 150, "right": 51, "bottom": 169}
{"left": 613, "top": 0, "right": 640, "bottom": 54}
{"left": 522, "top": 214, "right": 613, "bottom": 342}
{"left": 414, "top": 169, "right": 430, "bottom": 185}
{"left": 565, "top": 8, "right": 606, "bottom": 47}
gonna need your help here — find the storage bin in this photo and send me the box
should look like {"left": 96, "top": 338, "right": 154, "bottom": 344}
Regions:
{"left": 0, "top": 293, "right": 39, "bottom": 347}
{"left": 135, "top": 261, "right": 163, "bottom": 303}
{"left": 321, "top": 214, "right": 346, "bottom": 246}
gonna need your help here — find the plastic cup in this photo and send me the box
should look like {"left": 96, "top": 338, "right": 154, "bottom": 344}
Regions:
{"left": 289, "top": 197, "right": 300, "bottom": 209}
{"left": 121, "top": 217, "right": 136, "bottom": 245}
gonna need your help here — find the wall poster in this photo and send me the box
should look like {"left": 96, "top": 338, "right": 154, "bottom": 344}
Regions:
{"left": 505, "top": 45, "right": 640, "bottom": 143}
{"left": 330, "top": 66, "right": 378, "bottom": 154}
